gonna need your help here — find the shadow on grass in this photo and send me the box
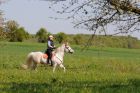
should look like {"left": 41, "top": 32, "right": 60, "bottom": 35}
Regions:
{"left": 0, "top": 79, "right": 140, "bottom": 93}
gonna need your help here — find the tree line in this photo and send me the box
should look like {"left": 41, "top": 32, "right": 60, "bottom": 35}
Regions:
{"left": 0, "top": 20, "right": 140, "bottom": 49}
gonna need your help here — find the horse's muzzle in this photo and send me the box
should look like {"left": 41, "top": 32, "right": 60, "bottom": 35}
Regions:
{"left": 70, "top": 50, "right": 74, "bottom": 54}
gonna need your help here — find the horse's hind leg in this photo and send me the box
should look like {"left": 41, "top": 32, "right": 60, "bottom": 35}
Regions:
{"left": 25, "top": 55, "right": 32, "bottom": 69}
{"left": 32, "top": 62, "right": 37, "bottom": 70}
{"left": 59, "top": 64, "right": 66, "bottom": 72}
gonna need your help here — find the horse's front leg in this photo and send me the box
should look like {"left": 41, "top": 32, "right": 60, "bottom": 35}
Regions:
{"left": 53, "top": 63, "right": 57, "bottom": 73}
{"left": 59, "top": 64, "right": 66, "bottom": 72}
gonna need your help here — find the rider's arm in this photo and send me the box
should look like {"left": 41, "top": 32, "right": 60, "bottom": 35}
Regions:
{"left": 48, "top": 41, "right": 52, "bottom": 48}
{"left": 48, "top": 41, "right": 53, "bottom": 48}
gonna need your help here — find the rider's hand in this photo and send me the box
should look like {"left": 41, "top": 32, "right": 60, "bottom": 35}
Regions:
{"left": 53, "top": 46, "right": 56, "bottom": 49}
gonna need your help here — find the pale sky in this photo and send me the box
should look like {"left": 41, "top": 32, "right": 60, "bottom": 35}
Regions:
{"left": 0, "top": 0, "right": 140, "bottom": 39}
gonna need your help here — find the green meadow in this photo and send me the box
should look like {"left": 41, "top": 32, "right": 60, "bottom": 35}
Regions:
{"left": 0, "top": 42, "right": 140, "bottom": 93}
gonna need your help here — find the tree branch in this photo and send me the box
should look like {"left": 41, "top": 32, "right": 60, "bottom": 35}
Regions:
{"left": 109, "top": 0, "right": 140, "bottom": 15}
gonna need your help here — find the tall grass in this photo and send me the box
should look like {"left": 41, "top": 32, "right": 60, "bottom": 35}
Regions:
{"left": 0, "top": 42, "right": 140, "bottom": 93}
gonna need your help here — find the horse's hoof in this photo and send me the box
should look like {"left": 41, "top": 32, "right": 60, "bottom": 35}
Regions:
{"left": 21, "top": 64, "right": 28, "bottom": 70}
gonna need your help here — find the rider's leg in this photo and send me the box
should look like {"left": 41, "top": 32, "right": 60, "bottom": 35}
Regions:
{"left": 50, "top": 52, "right": 53, "bottom": 66}
{"left": 46, "top": 49, "right": 53, "bottom": 66}
{"left": 47, "top": 49, "right": 51, "bottom": 64}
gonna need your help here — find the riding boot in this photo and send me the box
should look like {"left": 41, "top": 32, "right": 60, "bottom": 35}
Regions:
{"left": 47, "top": 58, "right": 50, "bottom": 64}
{"left": 50, "top": 60, "right": 53, "bottom": 66}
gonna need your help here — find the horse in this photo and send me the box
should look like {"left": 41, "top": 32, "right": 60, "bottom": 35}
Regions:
{"left": 21, "top": 42, "right": 74, "bottom": 72}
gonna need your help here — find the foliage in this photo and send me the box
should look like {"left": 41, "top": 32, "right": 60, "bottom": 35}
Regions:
{"left": 55, "top": 32, "right": 68, "bottom": 44}
{"left": 5, "top": 20, "right": 29, "bottom": 42}
{"left": 0, "top": 27, "right": 6, "bottom": 40}
{"left": 94, "top": 35, "right": 140, "bottom": 49}
{"left": 6, "top": 20, "right": 19, "bottom": 32}
{"left": 66, "top": 34, "right": 140, "bottom": 49}
{"left": 15, "top": 27, "right": 30, "bottom": 42}
{"left": 36, "top": 28, "right": 49, "bottom": 43}
{"left": 73, "top": 34, "right": 84, "bottom": 45}
{"left": 6, "top": 20, "right": 19, "bottom": 41}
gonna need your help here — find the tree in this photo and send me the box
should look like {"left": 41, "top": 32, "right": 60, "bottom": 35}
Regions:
{"left": 16, "top": 27, "right": 30, "bottom": 42}
{"left": 5, "top": 20, "right": 19, "bottom": 41}
{"left": 2, "top": 0, "right": 140, "bottom": 35}
{"left": 42, "top": 0, "right": 140, "bottom": 37}
{"left": 0, "top": 10, "right": 6, "bottom": 40}
{"left": 5, "top": 20, "right": 30, "bottom": 42}
{"left": 36, "top": 28, "right": 48, "bottom": 43}
{"left": 56, "top": 32, "right": 67, "bottom": 44}
{"left": 0, "top": 27, "right": 6, "bottom": 40}
{"left": 2, "top": 0, "right": 140, "bottom": 42}
{"left": 0, "top": 0, "right": 11, "bottom": 40}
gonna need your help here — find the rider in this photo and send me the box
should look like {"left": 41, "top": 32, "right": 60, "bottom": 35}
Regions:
{"left": 45, "top": 35, "right": 55, "bottom": 66}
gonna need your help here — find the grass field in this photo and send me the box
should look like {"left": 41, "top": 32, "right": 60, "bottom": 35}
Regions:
{"left": 0, "top": 42, "right": 140, "bottom": 93}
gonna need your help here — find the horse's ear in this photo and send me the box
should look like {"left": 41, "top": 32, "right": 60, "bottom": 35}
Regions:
{"left": 66, "top": 42, "right": 69, "bottom": 45}
{"left": 64, "top": 41, "right": 69, "bottom": 45}
{"left": 61, "top": 41, "right": 65, "bottom": 44}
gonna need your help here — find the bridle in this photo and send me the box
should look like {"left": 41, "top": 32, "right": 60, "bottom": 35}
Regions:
{"left": 65, "top": 45, "right": 72, "bottom": 53}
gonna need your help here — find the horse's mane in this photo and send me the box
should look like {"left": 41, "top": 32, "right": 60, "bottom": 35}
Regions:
{"left": 54, "top": 44, "right": 65, "bottom": 53}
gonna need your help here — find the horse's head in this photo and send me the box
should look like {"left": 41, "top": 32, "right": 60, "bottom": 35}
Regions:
{"left": 64, "top": 42, "right": 74, "bottom": 54}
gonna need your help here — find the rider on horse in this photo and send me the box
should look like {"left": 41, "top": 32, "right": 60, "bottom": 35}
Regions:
{"left": 45, "top": 35, "right": 56, "bottom": 66}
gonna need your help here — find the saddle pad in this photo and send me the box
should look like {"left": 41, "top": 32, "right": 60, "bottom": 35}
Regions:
{"left": 43, "top": 54, "right": 48, "bottom": 59}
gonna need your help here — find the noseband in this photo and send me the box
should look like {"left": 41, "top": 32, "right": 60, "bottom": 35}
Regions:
{"left": 65, "top": 45, "right": 72, "bottom": 53}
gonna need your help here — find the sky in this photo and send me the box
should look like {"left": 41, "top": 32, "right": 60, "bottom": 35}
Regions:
{"left": 0, "top": 0, "right": 140, "bottom": 39}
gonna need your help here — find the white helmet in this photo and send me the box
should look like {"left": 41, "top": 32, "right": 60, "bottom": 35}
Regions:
{"left": 49, "top": 35, "right": 53, "bottom": 38}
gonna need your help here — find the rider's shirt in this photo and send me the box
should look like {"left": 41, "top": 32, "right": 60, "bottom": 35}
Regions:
{"left": 47, "top": 40, "right": 54, "bottom": 50}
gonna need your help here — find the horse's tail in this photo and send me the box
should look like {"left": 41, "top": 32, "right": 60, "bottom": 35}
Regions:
{"left": 21, "top": 52, "right": 33, "bottom": 70}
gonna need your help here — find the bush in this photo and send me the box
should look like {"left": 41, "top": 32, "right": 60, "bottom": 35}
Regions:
{"left": 36, "top": 28, "right": 48, "bottom": 43}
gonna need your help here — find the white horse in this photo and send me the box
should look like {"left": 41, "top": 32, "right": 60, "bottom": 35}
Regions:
{"left": 21, "top": 42, "right": 74, "bottom": 72}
